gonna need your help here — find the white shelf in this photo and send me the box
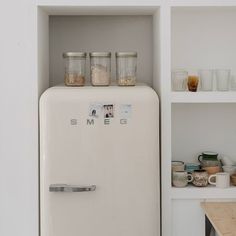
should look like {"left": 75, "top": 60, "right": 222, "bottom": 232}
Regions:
{"left": 171, "top": 91, "right": 236, "bottom": 103}
{"left": 37, "top": 0, "right": 162, "bottom": 7}
{"left": 171, "top": 185, "right": 236, "bottom": 199}
{"left": 170, "top": 0, "right": 236, "bottom": 7}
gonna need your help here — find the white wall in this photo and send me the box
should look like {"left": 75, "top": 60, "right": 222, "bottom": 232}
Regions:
{"left": 172, "top": 7, "right": 236, "bottom": 75}
{"left": 172, "top": 200, "right": 205, "bottom": 236}
{"left": 0, "top": 2, "right": 159, "bottom": 236}
{"left": 172, "top": 103, "right": 236, "bottom": 163}
{"left": 0, "top": 1, "right": 38, "bottom": 236}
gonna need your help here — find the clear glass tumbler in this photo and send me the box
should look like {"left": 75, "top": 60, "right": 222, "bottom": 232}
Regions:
{"left": 230, "top": 75, "right": 236, "bottom": 91}
{"left": 198, "top": 70, "right": 214, "bottom": 91}
{"left": 215, "top": 69, "right": 231, "bottom": 91}
{"left": 171, "top": 70, "right": 188, "bottom": 91}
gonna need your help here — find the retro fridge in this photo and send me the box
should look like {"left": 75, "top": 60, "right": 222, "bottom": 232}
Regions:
{"left": 40, "top": 84, "right": 160, "bottom": 236}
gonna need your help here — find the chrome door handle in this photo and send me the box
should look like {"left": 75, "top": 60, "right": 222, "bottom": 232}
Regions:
{"left": 49, "top": 184, "right": 96, "bottom": 192}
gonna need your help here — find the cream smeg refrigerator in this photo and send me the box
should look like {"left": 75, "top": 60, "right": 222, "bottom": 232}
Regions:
{"left": 40, "top": 84, "right": 160, "bottom": 236}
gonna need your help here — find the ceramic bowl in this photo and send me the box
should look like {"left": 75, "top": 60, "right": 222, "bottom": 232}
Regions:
{"left": 200, "top": 159, "right": 220, "bottom": 167}
{"left": 185, "top": 163, "right": 200, "bottom": 173}
{"left": 202, "top": 166, "right": 221, "bottom": 175}
{"left": 222, "top": 165, "right": 236, "bottom": 175}
{"left": 221, "top": 156, "right": 235, "bottom": 166}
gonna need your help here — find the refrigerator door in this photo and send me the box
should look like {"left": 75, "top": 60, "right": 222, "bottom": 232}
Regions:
{"left": 40, "top": 85, "right": 160, "bottom": 236}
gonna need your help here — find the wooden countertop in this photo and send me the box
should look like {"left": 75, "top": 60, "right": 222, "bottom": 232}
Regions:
{"left": 201, "top": 202, "right": 236, "bottom": 236}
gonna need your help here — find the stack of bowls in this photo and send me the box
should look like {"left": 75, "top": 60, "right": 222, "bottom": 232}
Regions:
{"left": 198, "top": 152, "right": 221, "bottom": 175}
{"left": 221, "top": 155, "right": 236, "bottom": 184}
{"left": 222, "top": 165, "right": 236, "bottom": 175}
{"left": 201, "top": 160, "right": 221, "bottom": 174}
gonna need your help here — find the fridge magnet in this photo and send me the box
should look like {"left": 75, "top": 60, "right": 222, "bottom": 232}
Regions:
{"left": 120, "top": 104, "right": 132, "bottom": 119}
{"left": 104, "top": 104, "right": 114, "bottom": 118}
{"left": 89, "top": 103, "right": 103, "bottom": 118}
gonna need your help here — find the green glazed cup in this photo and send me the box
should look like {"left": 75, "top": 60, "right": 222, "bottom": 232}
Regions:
{"left": 198, "top": 151, "right": 218, "bottom": 163}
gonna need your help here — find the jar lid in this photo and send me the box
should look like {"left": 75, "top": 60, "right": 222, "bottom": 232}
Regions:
{"left": 63, "top": 52, "right": 86, "bottom": 58}
{"left": 115, "top": 52, "right": 137, "bottom": 57}
{"left": 89, "top": 52, "right": 111, "bottom": 57}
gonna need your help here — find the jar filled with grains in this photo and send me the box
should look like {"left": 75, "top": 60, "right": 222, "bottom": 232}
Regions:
{"left": 116, "top": 52, "right": 137, "bottom": 86}
{"left": 90, "top": 52, "right": 111, "bottom": 86}
{"left": 63, "top": 52, "right": 86, "bottom": 86}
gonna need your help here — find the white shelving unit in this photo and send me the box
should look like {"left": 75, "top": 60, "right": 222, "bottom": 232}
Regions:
{"left": 171, "top": 92, "right": 236, "bottom": 103}
{"left": 171, "top": 185, "right": 236, "bottom": 199}
{"left": 170, "top": 4, "right": 236, "bottom": 236}
{"left": 36, "top": 1, "right": 236, "bottom": 236}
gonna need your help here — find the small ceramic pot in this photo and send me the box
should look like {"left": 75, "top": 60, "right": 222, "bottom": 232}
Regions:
{"left": 172, "top": 171, "right": 193, "bottom": 188}
{"left": 172, "top": 161, "right": 185, "bottom": 172}
{"left": 192, "top": 170, "right": 208, "bottom": 187}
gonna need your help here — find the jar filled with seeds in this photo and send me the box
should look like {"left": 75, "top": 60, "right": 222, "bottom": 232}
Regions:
{"left": 63, "top": 52, "right": 86, "bottom": 86}
{"left": 116, "top": 52, "right": 137, "bottom": 86}
{"left": 90, "top": 52, "right": 111, "bottom": 86}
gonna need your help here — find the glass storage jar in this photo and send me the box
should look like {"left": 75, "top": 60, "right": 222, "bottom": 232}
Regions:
{"left": 90, "top": 52, "right": 111, "bottom": 86}
{"left": 116, "top": 52, "right": 137, "bottom": 86}
{"left": 63, "top": 52, "right": 86, "bottom": 86}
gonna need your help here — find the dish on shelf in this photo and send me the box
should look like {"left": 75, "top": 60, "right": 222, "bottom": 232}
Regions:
{"left": 203, "top": 166, "right": 221, "bottom": 175}
{"left": 231, "top": 174, "right": 236, "bottom": 186}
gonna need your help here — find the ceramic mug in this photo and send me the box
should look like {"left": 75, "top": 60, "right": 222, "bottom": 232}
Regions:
{"left": 192, "top": 170, "right": 208, "bottom": 187}
{"left": 198, "top": 151, "right": 218, "bottom": 163}
{"left": 208, "top": 172, "right": 230, "bottom": 188}
{"left": 172, "top": 171, "right": 193, "bottom": 187}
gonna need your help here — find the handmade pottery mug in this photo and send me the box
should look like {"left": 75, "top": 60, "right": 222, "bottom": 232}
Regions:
{"left": 192, "top": 170, "right": 208, "bottom": 187}
{"left": 198, "top": 151, "right": 218, "bottom": 163}
{"left": 172, "top": 171, "right": 193, "bottom": 187}
{"left": 208, "top": 172, "right": 230, "bottom": 188}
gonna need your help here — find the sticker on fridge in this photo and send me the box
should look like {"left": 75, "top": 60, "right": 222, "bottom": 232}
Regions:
{"left": 104, "top": 104, "right": 114, "bottom": 118}
{"left": 120, "top": 104, "right": 132, "bottom": 119}
{"left": 89, "top": 103, "right": 103, "bottom": 118}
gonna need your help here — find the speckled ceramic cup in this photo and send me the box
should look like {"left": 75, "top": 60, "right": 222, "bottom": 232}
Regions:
{"left": 172, "top": 171, "right": 193, "bottom": 188}
{"left": 192, "top": 170, "right": 208, "bottom": 187}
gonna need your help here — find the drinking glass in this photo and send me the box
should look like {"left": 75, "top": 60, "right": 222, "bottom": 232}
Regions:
{"left": 215, "top": 69, "right": 230, "bottom": 91}
{"left": 171, "top": 70, "right": 188, "bottom": 91}
{"left": 198, "top": 70, "right": 214, "bottom": 91}
{"left": 187, "top": 75, "right": 199, "bottom": 92}
{"left": 230, "top": 75, "right": 236, "bottom": 91}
